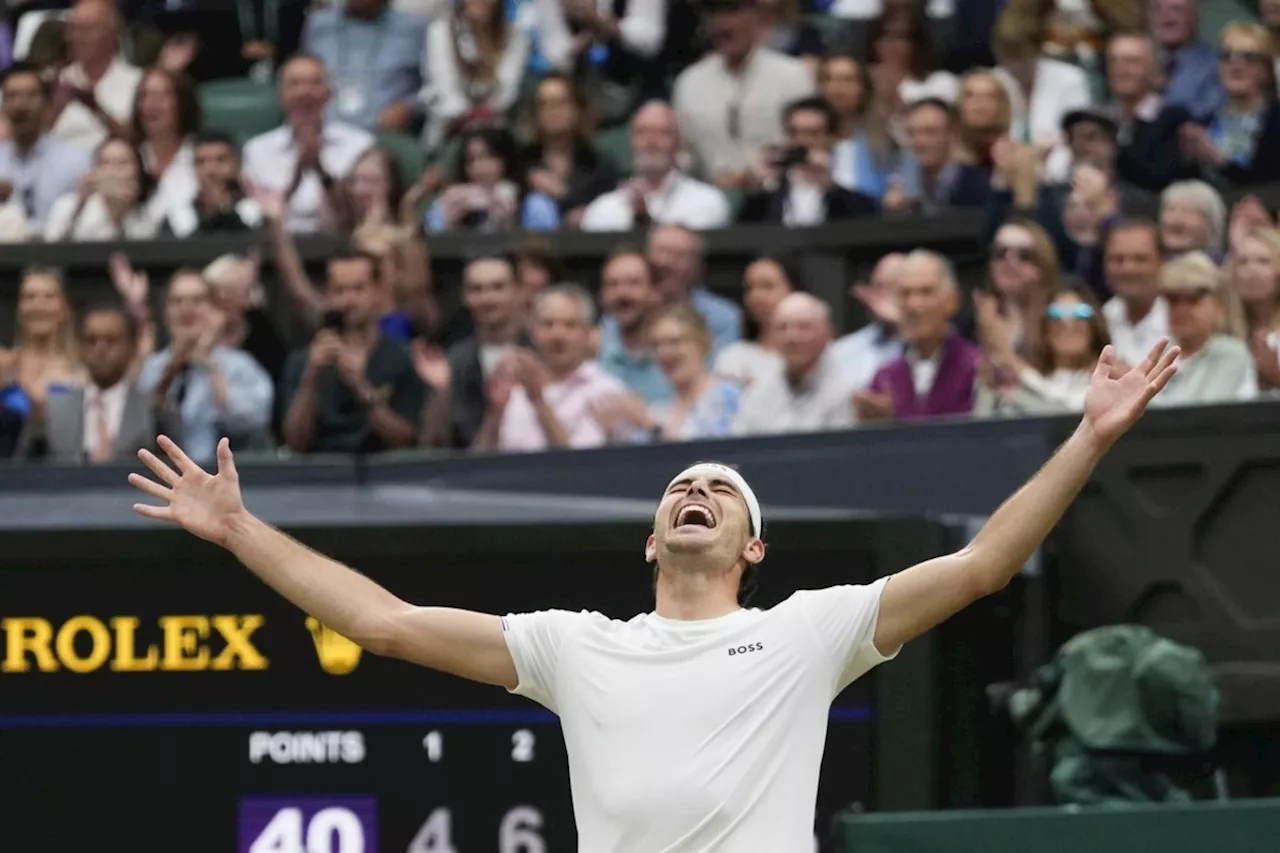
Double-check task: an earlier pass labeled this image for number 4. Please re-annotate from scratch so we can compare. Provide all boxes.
[408,808,457,853]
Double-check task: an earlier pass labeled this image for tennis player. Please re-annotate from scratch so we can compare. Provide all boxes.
[129,339,1178,852]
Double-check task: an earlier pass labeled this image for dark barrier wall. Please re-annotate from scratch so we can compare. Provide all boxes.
[0,516,949,853]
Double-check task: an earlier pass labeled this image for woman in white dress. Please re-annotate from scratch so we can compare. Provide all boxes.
[132,67,200,226]
[44,136,160,242]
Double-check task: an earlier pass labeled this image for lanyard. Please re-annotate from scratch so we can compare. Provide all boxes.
[236,0,281,46]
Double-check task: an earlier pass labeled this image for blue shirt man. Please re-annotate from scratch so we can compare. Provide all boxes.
[302,0,426,132]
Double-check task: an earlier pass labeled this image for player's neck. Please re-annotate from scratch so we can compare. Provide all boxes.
[653,570,741,621]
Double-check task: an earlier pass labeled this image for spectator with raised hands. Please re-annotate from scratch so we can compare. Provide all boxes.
[105,251,157,369]
[1223,216,1280,391]
[976,218,1060,355]
[44,135,159,241]
[242,55,374,233]
[427,125,558,232]
[0,268,83,439]
[420,0,530,152]
[713,255,796,388]
[974,282,1109,416]
[1149,250,1256,406]
[884,98,991,214]
[137,270,273,464]
[474,284,624,453]
[47,0,142,152]
[279,250,425,455]
[202,252,289,384]
[738,96,878,225]
[819,52,898,201]
[1180,22,1280,188]
[831,252,905,392]
[0,62,92,235]
[336,146,407,232]
[132,66,200,224]
[859,250,980,422]
[518,73,618,227]
[579,101,730,232]
[593,305,741,443]
[163,130,264,238]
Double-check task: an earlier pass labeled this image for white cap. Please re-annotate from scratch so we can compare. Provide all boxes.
[666,463,762,537]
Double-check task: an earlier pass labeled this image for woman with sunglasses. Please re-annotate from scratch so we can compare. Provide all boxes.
[1149,251,1258,406]
[1179,23,1280,187]
[975,282,1110,416]
[972,219,1059,356]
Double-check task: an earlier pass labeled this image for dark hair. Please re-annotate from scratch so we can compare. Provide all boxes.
[906,96,954,124]
[165,268,212,302]
[131,67,202,143]
[603,244,657,283]
[742,254,802,341]
[524,71,595,146]
[1106,218,1162,253]
[863,0,939,80]
[454,125,522,186]
[95,135,156,205]
[328,248,383,281]
[81,301,140,343]
[784,96,839,135]
[193,128,239,153]
[2,61,49,98]
[514,236,566,280]
[1030,281,1110,374]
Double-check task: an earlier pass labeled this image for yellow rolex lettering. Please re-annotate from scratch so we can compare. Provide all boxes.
[110,616,160,672]
[1,617,58,673]
[211,614,268,671]
[159,615,210,670]
[54,616,112,674]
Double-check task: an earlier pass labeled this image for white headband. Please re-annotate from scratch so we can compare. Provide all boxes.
[667,463,762,537]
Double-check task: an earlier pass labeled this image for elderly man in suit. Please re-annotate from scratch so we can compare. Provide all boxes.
[31,303,157,463]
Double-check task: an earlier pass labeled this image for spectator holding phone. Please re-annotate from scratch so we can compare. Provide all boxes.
[737,97,877,226]
[280,249,426,455]
[44,135,160,241]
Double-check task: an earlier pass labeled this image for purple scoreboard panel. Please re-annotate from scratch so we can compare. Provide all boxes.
[0,547,877,852]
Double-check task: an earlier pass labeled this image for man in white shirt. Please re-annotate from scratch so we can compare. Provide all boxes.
[580,101,730,232]
[672,0,815,187]
[132,339,1182,853]
[1101,221,1170,367]
[242,55,374,233]
[735,292,855,435]
[47,0,142,152]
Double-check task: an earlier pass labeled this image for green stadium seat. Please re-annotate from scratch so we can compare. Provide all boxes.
[199,79,284,145]
[374,131,426,185]
[807,14,852,51]
[596,124,632,176]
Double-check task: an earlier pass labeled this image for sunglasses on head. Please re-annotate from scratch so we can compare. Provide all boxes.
[1219,48,1267,64]
[991,244,1035,263]
[1163,288,1213,304]
[1046,303,1095,321]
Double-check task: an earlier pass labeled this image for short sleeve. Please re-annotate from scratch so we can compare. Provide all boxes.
[793,577,898,694]
[501,609,590,712]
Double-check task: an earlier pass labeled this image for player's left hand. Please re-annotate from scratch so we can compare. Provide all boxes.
[1081,338,1179,448]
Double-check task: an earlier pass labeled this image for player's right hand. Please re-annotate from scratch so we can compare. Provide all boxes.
[129,436,248,548]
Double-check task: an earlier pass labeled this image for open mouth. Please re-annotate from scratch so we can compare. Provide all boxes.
[673,503,716,530]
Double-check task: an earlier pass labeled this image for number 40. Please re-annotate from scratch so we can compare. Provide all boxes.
[249,807,365,853]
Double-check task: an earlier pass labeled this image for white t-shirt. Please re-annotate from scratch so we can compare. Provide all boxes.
[502,578,896,853]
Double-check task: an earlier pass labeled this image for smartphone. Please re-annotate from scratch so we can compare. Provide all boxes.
[320,309,345,333]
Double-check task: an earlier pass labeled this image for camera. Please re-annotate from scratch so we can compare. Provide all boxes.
[320,309,345,333]
[774,146,810,170]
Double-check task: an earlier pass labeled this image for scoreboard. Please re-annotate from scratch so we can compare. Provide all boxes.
[0,529,888,852]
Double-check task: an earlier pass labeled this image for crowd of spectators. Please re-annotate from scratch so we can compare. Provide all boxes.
[2,0,1280,464]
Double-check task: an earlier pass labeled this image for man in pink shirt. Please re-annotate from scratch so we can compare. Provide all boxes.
[475,283,625,453]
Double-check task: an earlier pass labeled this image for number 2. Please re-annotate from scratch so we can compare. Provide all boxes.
[511,729,535,763]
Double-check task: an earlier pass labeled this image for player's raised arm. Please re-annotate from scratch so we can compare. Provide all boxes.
[872,339,1180,654]
[128,436,517,689]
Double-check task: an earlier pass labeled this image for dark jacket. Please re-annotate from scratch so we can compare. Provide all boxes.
[443,333,531,449]
[737,178,877,224]
[1117,103,1194,192]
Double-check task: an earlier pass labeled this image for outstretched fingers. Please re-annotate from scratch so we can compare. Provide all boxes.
[158,434,201,476]
[1141,362,1180,406]
[133,502,175,522]
[1136,337,1171,376]
[1092,345,1117,382]
[215,437,238,480]
[1147,342,1181,381]
[128,472,172,502]
[138,447,179,486]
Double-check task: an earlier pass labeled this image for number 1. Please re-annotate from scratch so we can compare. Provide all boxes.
[423,731,443,762]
